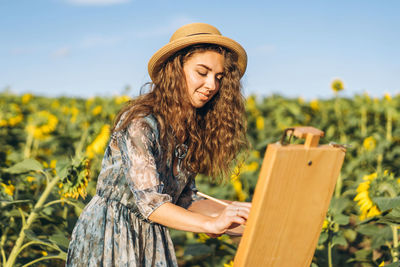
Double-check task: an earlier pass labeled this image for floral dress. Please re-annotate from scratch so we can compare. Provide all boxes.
[66,114,197,267]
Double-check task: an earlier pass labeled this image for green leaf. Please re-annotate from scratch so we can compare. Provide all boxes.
[334,214,350,225]
[318,232,328,245]
[371,226,393,249]
[357,224,382,236]
[352,248,371,261]
[24,230,53,245]
[5,159,42,173]
[332,235,347,247]
[56,160,69,179]
[24,230,63,252]
[383,262,400,267]
[0,199,32,207]
[343,229,357,242]
[330,197,349,214]
[373,197,400,212]
[49,233,70,251]
[376,216,400,225]
[184,243,213,257]
[389,206,400,217]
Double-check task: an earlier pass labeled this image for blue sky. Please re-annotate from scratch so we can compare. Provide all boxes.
[1,0,399,99]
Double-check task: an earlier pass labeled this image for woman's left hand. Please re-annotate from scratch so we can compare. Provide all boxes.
[189,199,251,236]
[205,201,252,235]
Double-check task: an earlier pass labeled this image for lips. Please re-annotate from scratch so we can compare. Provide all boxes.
[196,91,210,101]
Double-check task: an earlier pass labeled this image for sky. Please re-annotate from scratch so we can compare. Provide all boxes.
[1,0,399,100]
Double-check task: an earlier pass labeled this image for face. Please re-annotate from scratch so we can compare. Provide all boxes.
[183,51,225,108]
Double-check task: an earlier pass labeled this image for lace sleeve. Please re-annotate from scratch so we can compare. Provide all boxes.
[117,117,172,219]
[176,177,202,209]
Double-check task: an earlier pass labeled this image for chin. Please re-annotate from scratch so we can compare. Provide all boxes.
[189,99,206,108]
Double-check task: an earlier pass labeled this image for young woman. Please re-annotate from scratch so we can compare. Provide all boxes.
[66,22,251,267]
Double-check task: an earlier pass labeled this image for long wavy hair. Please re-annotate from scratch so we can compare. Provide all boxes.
[112,44,248,180]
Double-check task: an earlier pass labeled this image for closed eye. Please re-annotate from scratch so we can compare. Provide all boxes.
[197,71,207,76]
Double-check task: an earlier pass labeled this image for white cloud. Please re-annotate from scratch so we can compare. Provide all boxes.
[79,35,122,48]
[52,46,70,58]
[65,0,130,6]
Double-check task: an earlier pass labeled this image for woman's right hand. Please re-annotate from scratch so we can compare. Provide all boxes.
[205,201,252,235]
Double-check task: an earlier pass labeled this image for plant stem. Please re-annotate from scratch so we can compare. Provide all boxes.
[32,139,39,158]
[16,240,59,257]
[334,96,347,143]
[22,253,67,267]
[0,227,10,265]
[4,175,61,267]
[43,199,82,213]
[335,173,342,198]
[377,154,383,174]
[74,124,89,160]
[361,106,367,136]
[391,225,399,262]
[386,109,392,142]
[24,132,34,158]
[328,239,333,267]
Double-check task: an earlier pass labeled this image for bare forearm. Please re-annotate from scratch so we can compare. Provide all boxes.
[148,202,214,233]
[148,200,251,235]
[188,199,231,217]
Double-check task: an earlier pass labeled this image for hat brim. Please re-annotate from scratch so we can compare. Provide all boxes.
[148,34,247,82]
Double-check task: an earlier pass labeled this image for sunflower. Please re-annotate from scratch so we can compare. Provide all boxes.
[354,173,380,220]
[230,163,251,201]
[310,99,320,111]
[86,125,110,159]
[1,182,15,196]
[354,171,400,220]
[363,136,376,151]
[246,95,261,117]
[384,93,392,102]
[197,233,210,243]
[26,110,58,140]
[91,105,102,116]
[256,115,264,130]
[0,103,23,127]
[21,93,33,104]
[59,158,90,200]
[331,79,345,93]
[115,95,131,105]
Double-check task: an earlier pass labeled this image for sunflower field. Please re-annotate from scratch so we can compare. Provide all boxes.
[1,81,400,267]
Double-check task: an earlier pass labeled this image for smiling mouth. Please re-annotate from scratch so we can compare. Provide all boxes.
[197,91,210,101]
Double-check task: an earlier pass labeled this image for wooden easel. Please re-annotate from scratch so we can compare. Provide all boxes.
[234,127,346,267]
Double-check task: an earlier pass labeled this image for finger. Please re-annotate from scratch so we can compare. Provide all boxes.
[236,208,250,219]
[230,205,251,218]
[231,201,252,208]
[231,216,246,225]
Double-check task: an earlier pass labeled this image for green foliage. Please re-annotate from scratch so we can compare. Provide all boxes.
[1,91,400,266]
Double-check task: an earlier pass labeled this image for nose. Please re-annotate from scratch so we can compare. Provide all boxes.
[204,75,218,92]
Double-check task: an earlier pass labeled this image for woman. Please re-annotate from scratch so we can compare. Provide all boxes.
[66,22,251,267]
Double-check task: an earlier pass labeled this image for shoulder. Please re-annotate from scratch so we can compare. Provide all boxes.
[142,114,159,135]
[123,114,159,142]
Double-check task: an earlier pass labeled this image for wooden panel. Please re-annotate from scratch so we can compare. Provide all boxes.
[234,144,345,267]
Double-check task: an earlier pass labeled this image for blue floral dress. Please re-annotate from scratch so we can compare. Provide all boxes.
[66,114,197,267]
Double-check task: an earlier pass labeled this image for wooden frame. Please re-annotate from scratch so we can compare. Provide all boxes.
[234,127,346,267]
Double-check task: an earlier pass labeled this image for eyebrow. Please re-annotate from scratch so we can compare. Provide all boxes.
[197,64,224,75]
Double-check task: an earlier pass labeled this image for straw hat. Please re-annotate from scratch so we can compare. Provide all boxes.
[148,23,247,82]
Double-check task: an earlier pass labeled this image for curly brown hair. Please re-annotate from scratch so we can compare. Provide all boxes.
[112,44,248,180]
